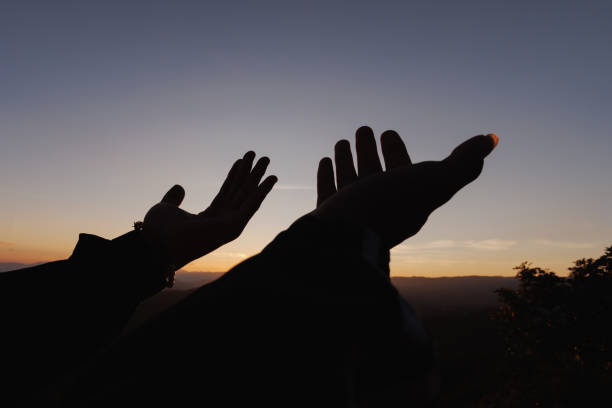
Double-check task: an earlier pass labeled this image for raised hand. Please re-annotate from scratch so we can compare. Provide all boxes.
[142,151,277,269]
[314,126,498,249]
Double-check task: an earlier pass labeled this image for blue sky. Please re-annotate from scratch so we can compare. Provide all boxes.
[1,0,610,275]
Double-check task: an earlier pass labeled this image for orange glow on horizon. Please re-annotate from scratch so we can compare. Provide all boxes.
[3,239,605,279]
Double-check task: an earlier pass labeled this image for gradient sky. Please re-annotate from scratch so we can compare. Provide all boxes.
[1,0,610,276]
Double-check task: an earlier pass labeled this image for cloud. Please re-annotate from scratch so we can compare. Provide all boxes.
[393,255,460,265]
[533,239,594,249]
[393,238,516,254]
[463,239,517,251]
[0,241,15,248]
[393,240,456,252]
[208,182,313,191]
[215,252,248,259]
[273,184,314,191]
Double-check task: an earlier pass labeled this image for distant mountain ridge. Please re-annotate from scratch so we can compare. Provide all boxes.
[0,262,45,272]
[172,271,222,289]
[392,275,518,317]
[123,272,518,332]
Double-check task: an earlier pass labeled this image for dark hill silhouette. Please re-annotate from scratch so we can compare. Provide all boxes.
[125,273,517,331]
[2,264,517,405]
[0,262,44,272]
[393,275,518,317]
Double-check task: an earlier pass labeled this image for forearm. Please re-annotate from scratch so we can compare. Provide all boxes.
[64,215,436,406]
[221,214,436,403]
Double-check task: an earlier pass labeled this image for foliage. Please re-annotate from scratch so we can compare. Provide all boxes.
[489,246,612,407]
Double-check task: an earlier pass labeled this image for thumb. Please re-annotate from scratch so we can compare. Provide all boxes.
[447,133,498,163]
[161,184,185,207]
[443,133,498,187]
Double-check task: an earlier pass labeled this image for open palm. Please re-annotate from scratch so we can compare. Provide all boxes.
[314,126,498,250]
[143,151,277,269]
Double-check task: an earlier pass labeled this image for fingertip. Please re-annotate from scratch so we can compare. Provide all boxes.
[449,134,498,161]
[480,133,498,157]
[261,174,278,187]
[319,157,332,166]
[381,129,411,168]
[335,139,350,151]
[355,125,383,175]
[243,150,256,161]
[240,174,278,220]
[488,133,499,148]
[355,126,375,145]
[264,175,278,191]
[380,129,400,142]
[356,125,374,136]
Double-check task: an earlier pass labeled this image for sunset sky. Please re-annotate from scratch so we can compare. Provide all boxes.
[1,0,610,276]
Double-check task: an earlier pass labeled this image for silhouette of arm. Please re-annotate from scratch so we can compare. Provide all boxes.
[0,151,276,403]
[62,130,497,407]
[312,126,499,404]
[60,214,434,407]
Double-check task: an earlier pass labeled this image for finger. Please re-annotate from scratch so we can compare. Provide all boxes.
[443,133,499,189]
[239,175,278,222]
[209,158,243,209]
[447,133,498,162]
[317,157,336,207]
[380,130,411,170]
[334,139,357,189]
[161,184,185,207]
[247,156,271,191]
[355,125,383,176]
[227,151,256,198]
[231,156,270,207]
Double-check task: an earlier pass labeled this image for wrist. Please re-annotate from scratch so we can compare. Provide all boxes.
[306,212,389,273]
[133,221,177,288]
[270,214,391,279]
[108,227,177,299]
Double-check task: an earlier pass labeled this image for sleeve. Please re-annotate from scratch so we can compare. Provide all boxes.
[0,228,173,403]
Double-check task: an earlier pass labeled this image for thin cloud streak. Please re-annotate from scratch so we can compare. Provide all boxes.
[394,239,516,253]
[532,239,594,249]
[273,184,314,191]
[214,252,248,259]
[393,255,460,265]
[464,239,517,251]
[393,240,455,252]
[207,183,313,191]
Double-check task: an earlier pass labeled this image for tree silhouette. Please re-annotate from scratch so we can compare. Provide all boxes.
[490,246,612,407]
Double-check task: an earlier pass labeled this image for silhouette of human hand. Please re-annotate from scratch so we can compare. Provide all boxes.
[142,151,277,269]
[314,126,498,250]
